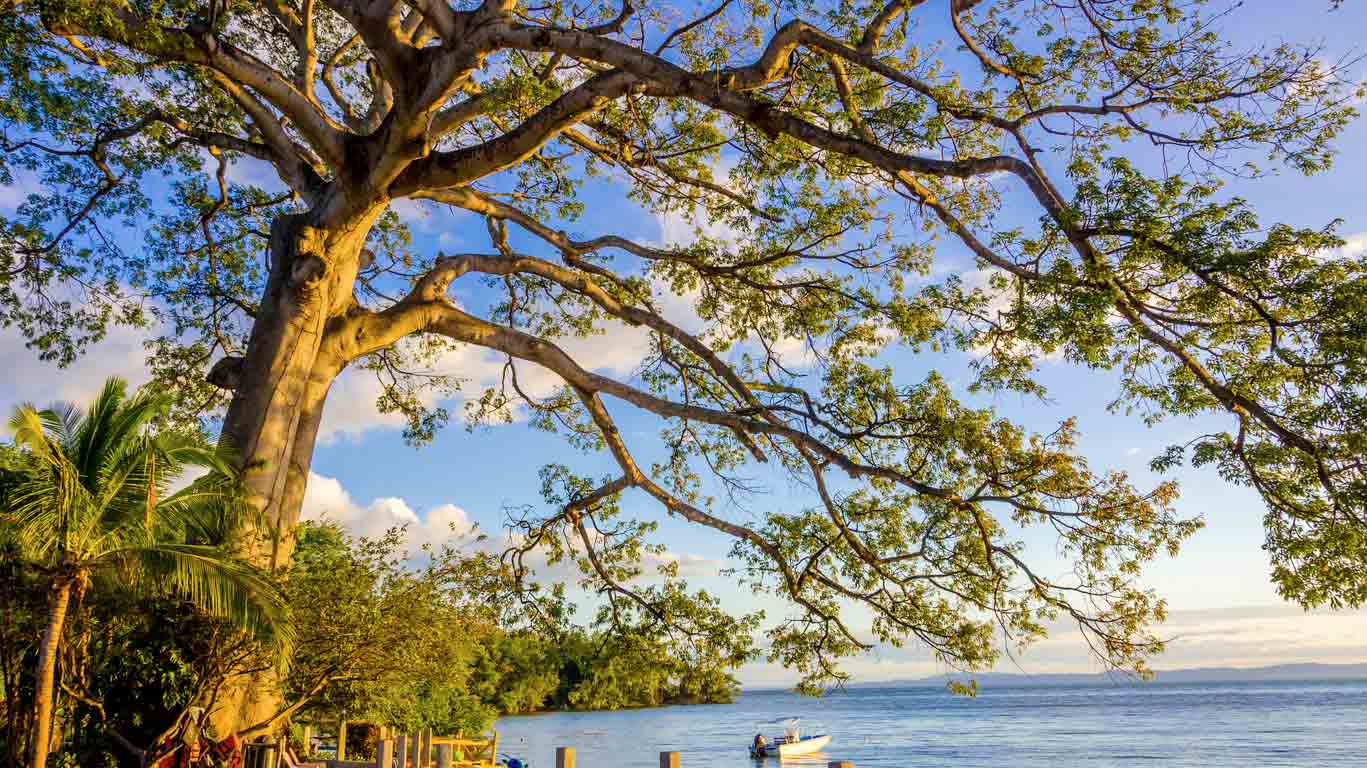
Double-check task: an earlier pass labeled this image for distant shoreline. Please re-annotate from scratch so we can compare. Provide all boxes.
[741,662,1367,692]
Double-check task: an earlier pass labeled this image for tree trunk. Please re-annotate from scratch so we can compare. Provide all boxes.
[220,202,380,568]
[210,198,381,738]
[29,576,72,768]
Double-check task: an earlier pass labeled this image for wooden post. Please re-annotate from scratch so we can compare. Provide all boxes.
[434,744,453,768]
[419,729,432,768]
[338,720,348,762]
[396,734,408,768]
[556,746,576,768]
[376,739,394,768]
[659,751,681,768]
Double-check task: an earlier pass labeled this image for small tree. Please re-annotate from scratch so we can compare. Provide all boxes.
[269,522,500,737]
[4,378,292,768]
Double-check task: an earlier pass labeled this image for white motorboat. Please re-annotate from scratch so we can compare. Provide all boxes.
[750,719,831,759]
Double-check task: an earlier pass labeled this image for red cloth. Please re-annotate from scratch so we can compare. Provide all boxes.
[148,733,188,768]
[148,731,245,768]
[208,733,243,768]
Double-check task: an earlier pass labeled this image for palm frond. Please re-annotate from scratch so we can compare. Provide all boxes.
[73,377,127,482]
[79,381,167,491]
[95,434,166,531]
[158,472,259,547]
[154,441,260,546]
[6,378,292,662]
[7,414,98,560]
[101,542,295,661]
[167,440,240,478]
[45,401,85,447]
[8,406,57,461]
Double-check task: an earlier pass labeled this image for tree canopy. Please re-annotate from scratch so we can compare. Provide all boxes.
[1,0,1365,697]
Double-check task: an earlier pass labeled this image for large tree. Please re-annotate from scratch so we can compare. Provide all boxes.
[1,0,1365,723]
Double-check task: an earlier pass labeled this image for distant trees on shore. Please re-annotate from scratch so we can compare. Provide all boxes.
[472,626,742,716]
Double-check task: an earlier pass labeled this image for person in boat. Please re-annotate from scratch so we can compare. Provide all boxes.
[751,733,767,758]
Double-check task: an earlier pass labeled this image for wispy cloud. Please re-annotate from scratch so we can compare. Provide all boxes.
[746,603,1367,686]
[1326,231,1367,261]
[318,310,654,443]
[0,319,158,416]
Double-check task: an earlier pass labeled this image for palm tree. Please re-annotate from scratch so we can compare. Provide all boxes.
[4,378,293,768]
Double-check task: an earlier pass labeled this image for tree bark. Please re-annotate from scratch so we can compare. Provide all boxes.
[30,575,73,768]
[219,200,380,568]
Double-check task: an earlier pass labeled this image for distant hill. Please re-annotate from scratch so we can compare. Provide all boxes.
[851,662,1367,689]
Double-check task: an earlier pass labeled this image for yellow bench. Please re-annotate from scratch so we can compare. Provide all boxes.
[429,732,499,767]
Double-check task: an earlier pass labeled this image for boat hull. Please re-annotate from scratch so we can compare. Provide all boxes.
[764,734,830,757]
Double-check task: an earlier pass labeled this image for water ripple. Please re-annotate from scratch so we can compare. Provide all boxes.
[494,679,1367,768]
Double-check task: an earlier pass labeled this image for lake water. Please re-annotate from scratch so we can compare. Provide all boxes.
[493,679,1367,767]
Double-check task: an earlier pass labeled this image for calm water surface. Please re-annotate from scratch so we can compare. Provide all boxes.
[493,679,1367,767]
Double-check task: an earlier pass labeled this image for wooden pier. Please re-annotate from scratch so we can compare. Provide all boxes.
[307,724,499,768]
[315,741,857,768]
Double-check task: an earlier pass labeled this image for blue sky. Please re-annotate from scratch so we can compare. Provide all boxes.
[2,0,1366,686]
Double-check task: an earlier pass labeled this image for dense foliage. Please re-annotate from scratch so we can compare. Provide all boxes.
[0,380,292,768]
[274,520,498,736]
[1,487,750,767]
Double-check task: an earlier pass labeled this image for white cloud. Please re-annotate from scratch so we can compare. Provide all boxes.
[300,471,721,580]
[198,149,287,193]
[1326,231,1367,261]
[389,197,434,228]
[301,470,477,552]
[646,550,721,578]
[656,206,744,251]
[739,602,1367,686]
[955,266,1067,363]
[0,285,657,450]
[1031,604,1367,673]
[650,178,825,370]
[318,314,655,444]
[652,155,747,251]
[958,266,1013,315]
[318,340,491,443]
[0,318,211,491]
